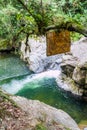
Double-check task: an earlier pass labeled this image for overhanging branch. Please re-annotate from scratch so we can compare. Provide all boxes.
[46,22,87,37]
[17,0,34,17]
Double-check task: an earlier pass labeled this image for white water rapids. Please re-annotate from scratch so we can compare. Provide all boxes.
[1,70,62,94]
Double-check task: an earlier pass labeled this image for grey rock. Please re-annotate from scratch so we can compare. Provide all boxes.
[20,37,62,73]
[72,66,86,86]
[71,37,87,63]
[59,37,87,97]
[12,96,80,130]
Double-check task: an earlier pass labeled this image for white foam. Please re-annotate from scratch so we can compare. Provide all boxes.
[2,70,61,94]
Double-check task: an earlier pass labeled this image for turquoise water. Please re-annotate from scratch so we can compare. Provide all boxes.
[15,77,87,124]
[1,73,87,124]
[0,54,87,125]
[0,53,32,81]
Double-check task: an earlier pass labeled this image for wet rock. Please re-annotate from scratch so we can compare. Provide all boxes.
[72,65,86,86]
[61,63,75,78]
[61,54,78,77]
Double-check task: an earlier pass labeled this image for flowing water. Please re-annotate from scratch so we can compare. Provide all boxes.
[0,54,87,126]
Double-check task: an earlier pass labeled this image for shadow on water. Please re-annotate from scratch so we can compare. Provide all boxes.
[16,77,87,124]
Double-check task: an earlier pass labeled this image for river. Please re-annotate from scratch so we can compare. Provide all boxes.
[0,53,87,127]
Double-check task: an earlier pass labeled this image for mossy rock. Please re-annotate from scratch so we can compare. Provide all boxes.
[0,39,12,51]
[35,124,47,130]
[0,88,18,107]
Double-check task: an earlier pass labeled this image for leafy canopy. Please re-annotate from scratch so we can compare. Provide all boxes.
[0,0,86,43]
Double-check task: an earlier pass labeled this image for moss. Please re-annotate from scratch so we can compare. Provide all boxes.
[0,88,23,119]
[70,32,83,41]
[0,39,11,50]
[35,124,47,130]
[0,89,18,107]
[0,109,6,118]
[65,128,71,130]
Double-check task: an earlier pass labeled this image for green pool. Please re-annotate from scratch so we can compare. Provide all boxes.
[0,54,87,126]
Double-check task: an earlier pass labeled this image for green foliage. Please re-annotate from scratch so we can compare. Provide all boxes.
[52,0,87,41]
[35,124,47,130]
[23,0,55,34]
[54,0,87,25]
[0,88,18,107]
[0,4,18,41]
[65,128,71,130]
[0,0,86,43]
[70,32,83,41]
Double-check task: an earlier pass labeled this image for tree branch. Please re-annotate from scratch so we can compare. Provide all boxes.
[46,22,87,37]
[17,0,33,17]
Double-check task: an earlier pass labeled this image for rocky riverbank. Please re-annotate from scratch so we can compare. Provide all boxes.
[0,89,80,130]
[20,36,87,99]
[58,37,87,100]
[0,36,87,129]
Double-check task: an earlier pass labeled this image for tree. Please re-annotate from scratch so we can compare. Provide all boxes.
[0,0,87,47]
[17,0,54,34]
[46,21,87,37]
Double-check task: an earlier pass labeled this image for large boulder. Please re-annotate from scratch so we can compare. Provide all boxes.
[0,89,80,130]
[12,96,80,130]
[59,37,87,98]
[72,63,87,86]
[20,36,62,73]
[71,37,87,63]
[61,54,78,78]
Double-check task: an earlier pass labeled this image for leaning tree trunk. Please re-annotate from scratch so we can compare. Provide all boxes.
[25,33,31,52]
[46,22,87,37]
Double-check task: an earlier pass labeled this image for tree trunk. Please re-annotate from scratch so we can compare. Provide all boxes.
[46,22,87,37]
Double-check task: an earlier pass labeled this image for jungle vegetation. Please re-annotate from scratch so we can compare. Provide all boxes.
[0,0,87,45]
